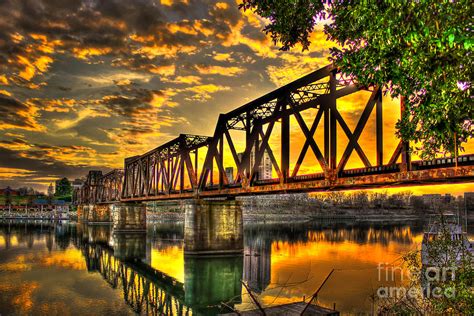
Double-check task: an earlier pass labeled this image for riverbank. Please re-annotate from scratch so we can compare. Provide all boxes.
[144,196,450,223]
[2,194,470,223]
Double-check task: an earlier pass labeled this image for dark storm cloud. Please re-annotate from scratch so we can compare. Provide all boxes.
[0,94,41,130]
[100,85,160,117]
[0,0,338,193]
[0,146,109,185]
[0,138,29,147]
[0,0,248,84]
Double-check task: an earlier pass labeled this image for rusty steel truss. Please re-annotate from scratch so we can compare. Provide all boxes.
[122,134,212,199]
[74,169,123,205]
[76,64,474,204]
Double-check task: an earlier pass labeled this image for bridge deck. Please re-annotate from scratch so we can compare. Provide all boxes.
[121,162,474,202]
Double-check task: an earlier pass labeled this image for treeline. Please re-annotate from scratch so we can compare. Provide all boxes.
[311,191,464,211]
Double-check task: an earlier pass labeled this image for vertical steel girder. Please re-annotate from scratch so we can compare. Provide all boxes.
[77,170,103,204]
[97,169,123,203]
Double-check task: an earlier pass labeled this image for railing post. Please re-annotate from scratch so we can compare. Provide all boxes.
[245,110,252,178]
[376,88,383,166]
[219,133,224,189]
[329,71,338,178]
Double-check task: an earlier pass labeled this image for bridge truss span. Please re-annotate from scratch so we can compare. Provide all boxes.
[75,64,474,204]
[122,134,212,200]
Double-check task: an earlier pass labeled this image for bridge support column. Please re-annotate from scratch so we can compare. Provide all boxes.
[184,199,243,255]
[77,205,94,222]
[87,204,112,223]
[112,203,146,232]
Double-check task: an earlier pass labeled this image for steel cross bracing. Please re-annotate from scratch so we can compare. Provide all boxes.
[75,64,474,204]
[74,170,103,205]
[97,169,123,203]
[74,169,123,205]
[121,134,212,200]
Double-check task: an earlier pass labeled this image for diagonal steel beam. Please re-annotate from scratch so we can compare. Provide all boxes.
[291,107,324,177]
[337,88,379,172]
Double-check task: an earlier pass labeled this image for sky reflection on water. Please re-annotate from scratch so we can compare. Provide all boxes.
[0,219,443,315]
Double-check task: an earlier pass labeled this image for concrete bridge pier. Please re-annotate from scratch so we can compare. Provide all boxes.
[184,199,243,256]
[87,204,112,223]
[77,204,112,223]
[112,203,147,232]
[77,205,93,222]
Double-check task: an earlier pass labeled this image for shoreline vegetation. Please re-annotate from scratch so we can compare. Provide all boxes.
[1,191,472,222]
[145,192,472,223]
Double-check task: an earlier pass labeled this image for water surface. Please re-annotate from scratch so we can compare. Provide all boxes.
[0,219,463,315]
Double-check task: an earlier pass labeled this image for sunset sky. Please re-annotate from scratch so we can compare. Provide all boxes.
[0,0,472,195]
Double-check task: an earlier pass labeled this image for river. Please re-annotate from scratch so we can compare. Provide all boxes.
[0,219,470,315]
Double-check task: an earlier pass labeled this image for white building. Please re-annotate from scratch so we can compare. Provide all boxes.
[225,167,234,184]
[238,141,273,180]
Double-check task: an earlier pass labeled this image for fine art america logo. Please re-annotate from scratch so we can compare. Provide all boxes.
[376,263,456,299]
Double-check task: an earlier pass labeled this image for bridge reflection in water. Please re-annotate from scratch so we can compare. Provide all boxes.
[0,220,438,315]
[75,224,243,315]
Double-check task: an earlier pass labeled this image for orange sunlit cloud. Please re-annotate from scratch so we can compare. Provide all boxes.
[0,0,471,195]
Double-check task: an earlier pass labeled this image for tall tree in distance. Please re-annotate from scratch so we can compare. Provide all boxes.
[240,0,473,158]
[55,178,72,197]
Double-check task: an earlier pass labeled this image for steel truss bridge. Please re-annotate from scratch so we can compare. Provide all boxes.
[74,64,474,205]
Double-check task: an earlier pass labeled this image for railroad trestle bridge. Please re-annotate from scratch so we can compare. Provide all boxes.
[74,64,474,255]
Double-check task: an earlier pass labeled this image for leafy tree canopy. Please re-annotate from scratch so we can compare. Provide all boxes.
[240,0,473,158]
[55,177,72,197]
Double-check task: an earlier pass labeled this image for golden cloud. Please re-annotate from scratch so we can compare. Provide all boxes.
[28,98,76,113]
[195,64,245,76]
[163,75,202,85]
[72,47,113,60]
[0,75,9,85]
[213,52,232,61]
[0,89,11,96]
[193,20,215,37]
[185,84,230,101]
[0,94,44,132]
[0,167,35,179]
[167,22,198,35]
[161,0,188,6]
[53,107,110,130]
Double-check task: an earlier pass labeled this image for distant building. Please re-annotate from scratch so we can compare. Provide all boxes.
[225,167,234,184]
[465,192,474,211]
[238,141,272,180]
[421,194,442,206]
[0,187,19,196]
[47,183,54,197]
